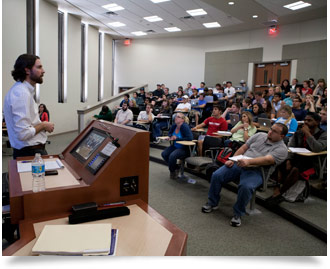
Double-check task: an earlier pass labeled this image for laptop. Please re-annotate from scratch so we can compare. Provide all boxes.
[229,114,240,126]
[204,96,214,103]
[190,99,199,106]
[215,93,224,98]
[258,118,272,129]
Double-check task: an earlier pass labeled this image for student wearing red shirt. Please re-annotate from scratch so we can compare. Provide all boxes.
[191,105,228,156]
[301,80,313,96]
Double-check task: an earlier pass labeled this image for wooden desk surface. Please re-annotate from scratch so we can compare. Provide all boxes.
[176,141,196,146]
[3,199,187,256]
[293,150,327,157]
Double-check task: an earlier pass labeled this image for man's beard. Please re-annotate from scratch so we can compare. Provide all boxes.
[122,107,127,111]
[30,73,43,84]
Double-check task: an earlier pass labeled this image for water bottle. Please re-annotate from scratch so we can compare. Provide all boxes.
[32,153,46,192]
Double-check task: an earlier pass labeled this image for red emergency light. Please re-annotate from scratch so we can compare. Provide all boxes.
[268,25,278,35]
[124,39,131,46]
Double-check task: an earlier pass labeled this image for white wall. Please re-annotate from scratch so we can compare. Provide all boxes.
[114,17,326,94]
[2,0,114,135]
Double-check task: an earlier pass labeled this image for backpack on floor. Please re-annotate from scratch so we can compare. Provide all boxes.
[216,147,234,165]
[282,179,310,202]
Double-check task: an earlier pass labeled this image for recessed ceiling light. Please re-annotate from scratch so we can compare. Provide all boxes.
[252,15,258,18]
[102,3,125,12]
[150,0,171,3]
[131,31,147,36]
[203,22,221,28]
[283,1,311,10]
[164,27,181,32]
[186,8,207,16]
[108,22,126,27]
[228,2,235,5]
[144,16,163,22]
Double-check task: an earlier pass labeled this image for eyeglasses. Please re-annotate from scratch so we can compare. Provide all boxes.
[319,112,327,116]
[176,116,185,119]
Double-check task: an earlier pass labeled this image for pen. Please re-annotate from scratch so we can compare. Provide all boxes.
[21,161,32,163]
[100,201,126,207]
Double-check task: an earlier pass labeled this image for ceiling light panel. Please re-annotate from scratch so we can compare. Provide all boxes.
[108,22,126,27]
[203,22,221,28]
[144,15,163,22]
[150,0,171,3]
[283,1,311,10]
[131,31,147,36]
[228,2,235,5]
[186,9,207,16]
[164,27,181,32]
[102,3,125,12]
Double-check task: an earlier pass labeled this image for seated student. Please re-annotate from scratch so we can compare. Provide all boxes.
[283,90,296,107]
[301,80,313,96]
[319,107,327,131]
[224,81,236,101]
[153,84,164,100]
[266,87,275,102]
[152,99,173,143]
[216,87,227,108]
[189,88,199,100]
[175,89,184,103]
[184,82,193,97]
[119,93,130,107]
[191,94,207,126]
[292,96,307,121]
[272,92,282,117]
[128,99,140,116]
[315,88,327,110]
[267,112,327,204]
[164,87,171,98]
[161,113,193,179]
[262,100,275,119]
[274,105,298,139]
[174,95,191,113]
[251,103,268,128]
[191,105,228,156]
[246,91,255,103]
[138,87,146,101]
[281,79,291,97]
[295,86,305,102]
[38,103,49,122]
[201,123,288,227]
[114,101,133,126]
[241,98,253,114]
[198,82,206,94]
[252,92,265,105]
[221,103,241,130]
[304,94,316,113]
[313,78,326,96]
[135,103,155,130]
[207,89,218,103]
[224,111,257,149]
[275,86,286,100]
[93,105,113,122]
[131,92,138,103]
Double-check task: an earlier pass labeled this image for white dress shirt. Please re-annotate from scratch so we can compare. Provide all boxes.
[4,81,47,149]
[176,103,191,111]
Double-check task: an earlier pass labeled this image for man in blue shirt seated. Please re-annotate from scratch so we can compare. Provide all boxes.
[201,123,288,227]
[319,107,327,131]
[292,96,307,121]
[161,113,193,179]
[191,94,207,126]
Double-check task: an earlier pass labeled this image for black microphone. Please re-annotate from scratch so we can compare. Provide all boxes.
[69,206,130,224]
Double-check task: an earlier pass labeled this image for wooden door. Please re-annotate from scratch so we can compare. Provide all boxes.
[254,62,291,92]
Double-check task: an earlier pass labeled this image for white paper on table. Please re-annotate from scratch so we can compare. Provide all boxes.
[229,155,253,162]
[288,147,311,153]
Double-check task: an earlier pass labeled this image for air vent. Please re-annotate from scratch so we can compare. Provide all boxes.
[180,15,194,20]
[146,30,156,33]
[261,19,278,26]
[105,11,118,16]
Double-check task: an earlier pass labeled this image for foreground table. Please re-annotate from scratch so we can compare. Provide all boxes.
[3,199,187,256]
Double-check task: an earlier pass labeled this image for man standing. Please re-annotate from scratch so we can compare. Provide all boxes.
[114,101,133,125]
[4,54,54,159]
[201,123,288,227]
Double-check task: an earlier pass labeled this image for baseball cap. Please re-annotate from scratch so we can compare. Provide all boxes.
[183,95,189,99]
[240,80,245,84]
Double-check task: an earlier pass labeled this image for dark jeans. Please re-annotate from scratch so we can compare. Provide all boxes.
[161,145,190,172]
[152,120,168,139]
[13,148,48,160]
